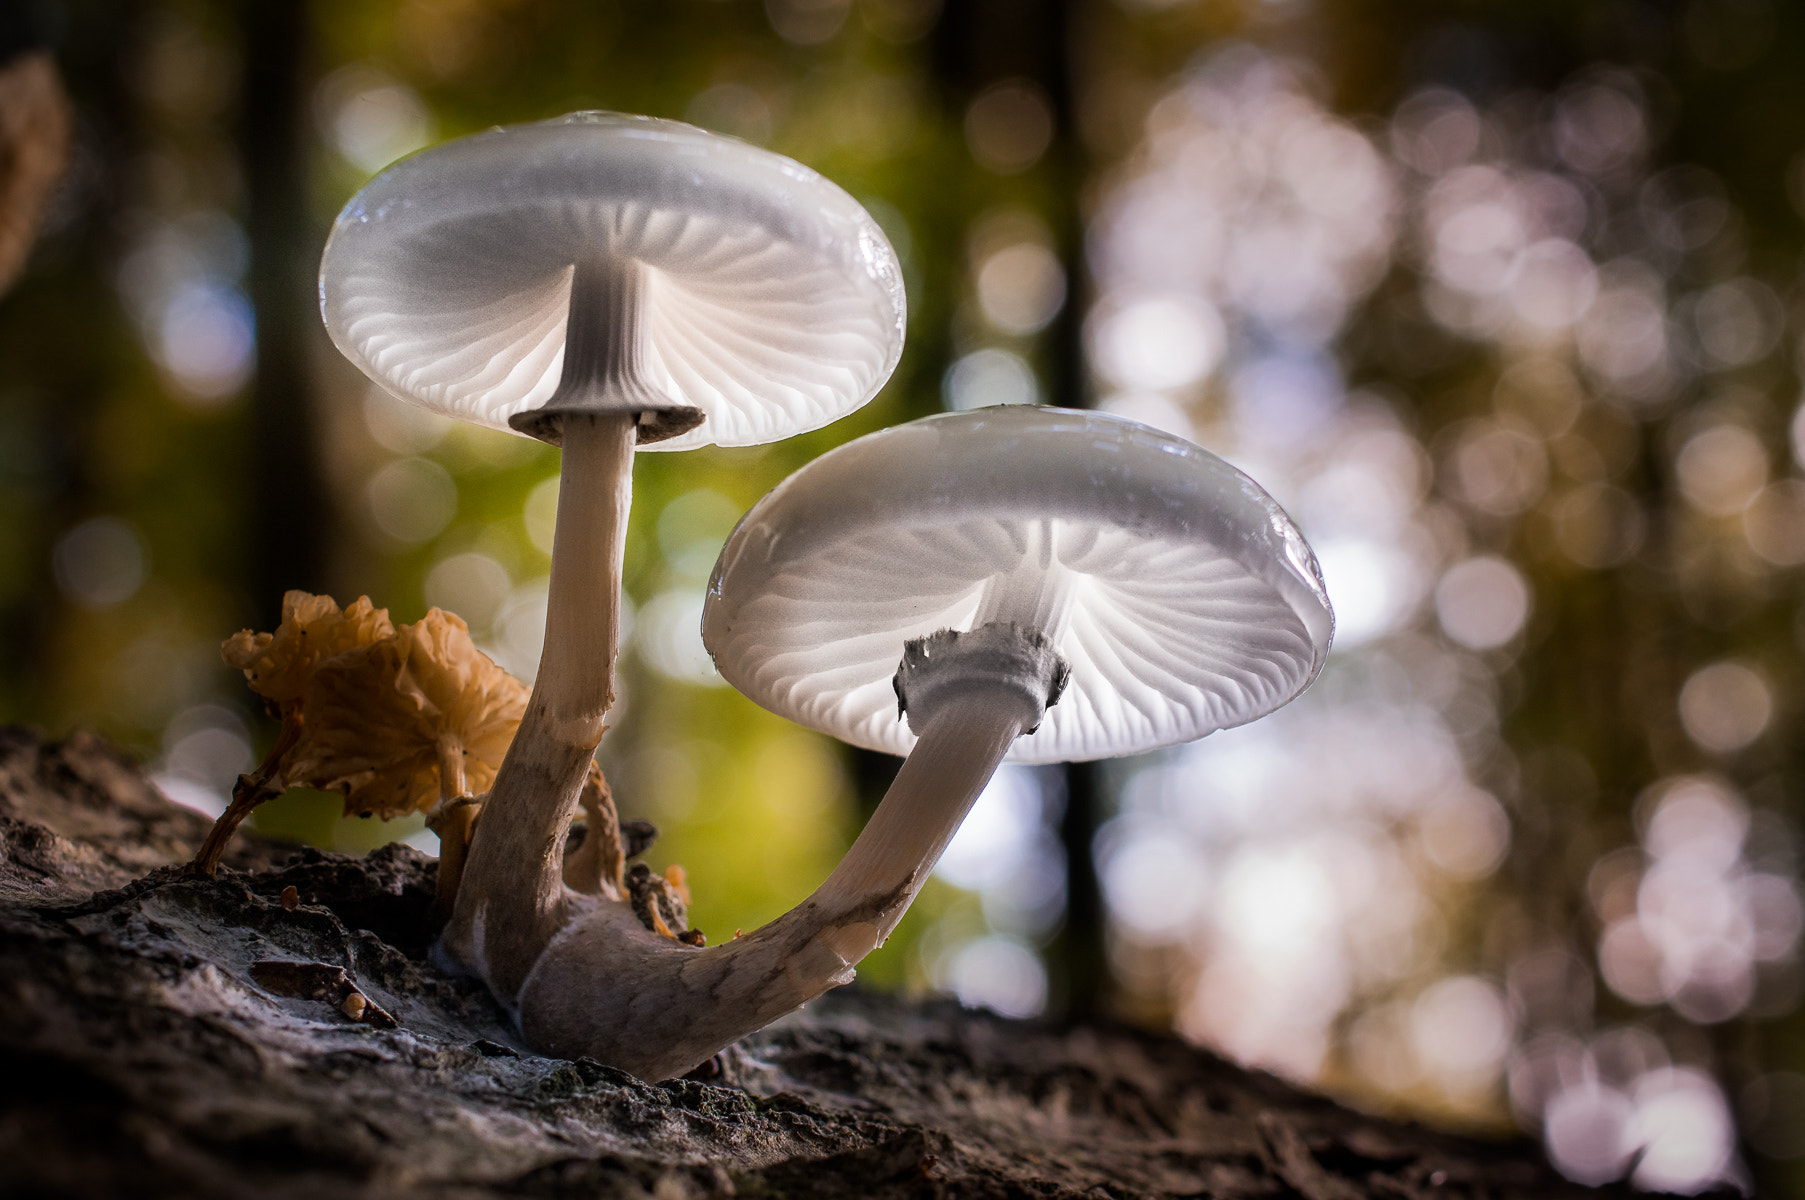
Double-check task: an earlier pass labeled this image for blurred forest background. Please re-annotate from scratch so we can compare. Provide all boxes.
[3,0,1805,1192]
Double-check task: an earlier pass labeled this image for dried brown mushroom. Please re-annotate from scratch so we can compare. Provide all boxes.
[221,591,397,709]
[286,608,526,820]
[191,591,395,875]
[199,595,631,921]
[282,608,532,918]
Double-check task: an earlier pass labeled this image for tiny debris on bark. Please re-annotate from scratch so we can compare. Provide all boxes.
[472,1038,520,1059]
[251,958,351,1000]
[250,959,399,1028]
[0,727,1703,1199]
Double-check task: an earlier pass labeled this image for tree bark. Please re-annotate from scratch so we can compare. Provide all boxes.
[0,726,1684,1199]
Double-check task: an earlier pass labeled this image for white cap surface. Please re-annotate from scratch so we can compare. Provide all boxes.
[320,113,905,451]
[704,406,1334,763]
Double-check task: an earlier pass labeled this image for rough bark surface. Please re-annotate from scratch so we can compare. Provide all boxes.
[0,726,1675,1199]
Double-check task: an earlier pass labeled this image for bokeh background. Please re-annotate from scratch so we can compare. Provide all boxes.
[4,0,1805,1192]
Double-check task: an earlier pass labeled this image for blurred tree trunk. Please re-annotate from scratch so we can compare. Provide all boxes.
[0,725,1672,1200]
[933,0,1109,1022]
[239,0,327,623]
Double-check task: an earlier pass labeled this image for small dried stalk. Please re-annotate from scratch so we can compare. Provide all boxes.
[561,762,627,900]
[189,709,301,876]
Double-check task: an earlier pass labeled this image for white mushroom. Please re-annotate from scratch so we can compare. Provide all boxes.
[513,405,1333,1080]
[318,113,905,999]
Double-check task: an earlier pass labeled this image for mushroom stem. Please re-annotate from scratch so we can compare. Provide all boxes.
[509,256,702,445]
[429,798,479,926]
[427,741,474,923]
[438,740,468,801]
[799,684,1035,952]
[441,410,635,1001]
[513,623,1066,1081]
[561,255,652,405]
[974,522,1076,641]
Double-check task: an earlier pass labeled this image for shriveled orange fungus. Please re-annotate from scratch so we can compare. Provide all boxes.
[286,608,528,819]
[221,590,395,709]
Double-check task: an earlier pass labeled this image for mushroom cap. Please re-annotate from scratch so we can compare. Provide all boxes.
[703,406,1334,763]
[319,113,906,451]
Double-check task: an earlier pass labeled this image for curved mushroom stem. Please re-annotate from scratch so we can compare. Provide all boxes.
[514,622,1066,1081]
[792,683,1034,955]
[440,410,635,1000]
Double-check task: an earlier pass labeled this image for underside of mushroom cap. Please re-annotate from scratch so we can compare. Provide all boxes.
[703,406,1334,763]
[320,113,905,450]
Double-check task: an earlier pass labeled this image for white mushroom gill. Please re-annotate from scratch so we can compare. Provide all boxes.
[704,411,1332,763]
[972,520,1081,639]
